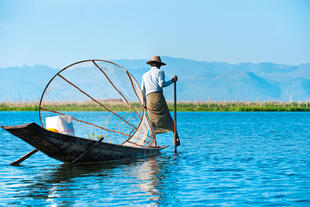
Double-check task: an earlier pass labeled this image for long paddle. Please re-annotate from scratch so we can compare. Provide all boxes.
[174,76,179,154]
[71,137,104,164]
[10,148,39,165]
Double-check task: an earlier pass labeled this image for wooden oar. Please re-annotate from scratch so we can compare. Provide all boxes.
[10,148,39,165]
[71,137,104,164]
[174,77,178,154]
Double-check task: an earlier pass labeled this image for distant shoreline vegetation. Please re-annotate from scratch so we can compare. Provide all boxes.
[1,102,310,112]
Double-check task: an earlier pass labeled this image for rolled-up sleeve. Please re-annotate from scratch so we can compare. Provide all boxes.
[158,70,173,88]
[141,79,146,104]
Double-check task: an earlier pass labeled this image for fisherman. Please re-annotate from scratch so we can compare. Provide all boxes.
[141,56,180,146]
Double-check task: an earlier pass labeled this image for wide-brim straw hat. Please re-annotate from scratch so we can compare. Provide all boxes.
[146,56,166,66]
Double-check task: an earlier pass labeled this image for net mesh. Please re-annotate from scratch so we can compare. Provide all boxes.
[39,60,156,147]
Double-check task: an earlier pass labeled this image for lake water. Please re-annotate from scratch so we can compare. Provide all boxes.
[0,111,309,206]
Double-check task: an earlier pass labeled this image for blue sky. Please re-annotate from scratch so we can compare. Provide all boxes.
[0,0,309,67]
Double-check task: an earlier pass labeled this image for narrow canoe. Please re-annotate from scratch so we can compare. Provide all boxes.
[1,123,167,163]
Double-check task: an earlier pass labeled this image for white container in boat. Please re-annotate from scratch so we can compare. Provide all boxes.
[46,115,75,136]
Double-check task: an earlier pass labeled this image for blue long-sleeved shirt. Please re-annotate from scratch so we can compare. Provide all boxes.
[141,66,173,104]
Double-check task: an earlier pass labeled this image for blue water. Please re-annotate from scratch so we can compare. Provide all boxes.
[0,112,310,206]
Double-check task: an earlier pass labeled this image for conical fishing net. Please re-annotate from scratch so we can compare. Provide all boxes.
[39,60,156,147]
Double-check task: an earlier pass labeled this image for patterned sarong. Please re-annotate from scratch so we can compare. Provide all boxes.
[146,92,174,134]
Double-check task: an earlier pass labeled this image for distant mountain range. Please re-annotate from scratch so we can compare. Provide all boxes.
[1,57,310,102]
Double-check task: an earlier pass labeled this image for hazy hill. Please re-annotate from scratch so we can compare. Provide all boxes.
[117,57,310,101]
[0,65,56,101]
[0,57,309,102]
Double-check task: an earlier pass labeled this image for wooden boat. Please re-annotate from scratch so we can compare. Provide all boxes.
[1,122,167,163]
[2,60,178,165]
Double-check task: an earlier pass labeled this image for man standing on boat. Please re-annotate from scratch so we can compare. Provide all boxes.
[141,56,180,146]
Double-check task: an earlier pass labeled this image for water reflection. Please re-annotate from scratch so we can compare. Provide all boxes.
[135,157,161,202]
[19,156,163,206]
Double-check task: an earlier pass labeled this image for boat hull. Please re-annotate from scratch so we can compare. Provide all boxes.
[1,123,166,163]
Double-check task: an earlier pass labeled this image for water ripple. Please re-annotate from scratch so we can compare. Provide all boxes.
[0,112,310,206]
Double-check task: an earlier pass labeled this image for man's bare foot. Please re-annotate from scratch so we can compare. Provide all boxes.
[176,137,180,146]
